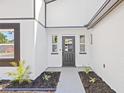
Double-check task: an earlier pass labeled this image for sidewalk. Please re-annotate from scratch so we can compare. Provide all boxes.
[55,67,85,93]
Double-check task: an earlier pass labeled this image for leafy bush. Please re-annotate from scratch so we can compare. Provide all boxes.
[89,77,96,83]
[42,73,51,81]
[7,61,32,84]
[83,66,92,74]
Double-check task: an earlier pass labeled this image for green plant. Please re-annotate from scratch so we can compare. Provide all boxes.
[83,67,92,74]
[89,77,96,83]
[42,73,51,81]
[7,61,32,84]
[55,36,58,43]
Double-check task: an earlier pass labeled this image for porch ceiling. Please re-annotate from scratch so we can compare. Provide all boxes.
[44,0,123,28]
[46,0,106,27]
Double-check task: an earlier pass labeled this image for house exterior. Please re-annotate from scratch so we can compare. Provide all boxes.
[0,0,124,93]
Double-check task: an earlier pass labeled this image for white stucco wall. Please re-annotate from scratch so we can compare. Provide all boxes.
[0,0,34,18]
[90,2,124,93]
[47,28,91,67]
[0,20,36,79]
[0,20,48,80]
[46,0,106,27]
[0,0,48,80]
[34,21,48,78]
[36,0,45,25]
[34,0,48,78]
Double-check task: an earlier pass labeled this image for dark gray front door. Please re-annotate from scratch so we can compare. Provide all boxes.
[62,36,75,66]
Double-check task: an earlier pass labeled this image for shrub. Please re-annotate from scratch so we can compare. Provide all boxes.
[83,66,92,74]
[42,73,51,81]
[7,61,32,84]
[89,77,96,83]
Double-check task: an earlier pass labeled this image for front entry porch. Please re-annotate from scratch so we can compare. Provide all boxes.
[45,67,116,93]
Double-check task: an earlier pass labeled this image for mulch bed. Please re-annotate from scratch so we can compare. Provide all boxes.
[79,71,116,93]
[0,72,60,92]
[32,72,60,88]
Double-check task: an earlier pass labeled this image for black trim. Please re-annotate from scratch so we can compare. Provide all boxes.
[79,52,87,54]
[46,0,56,4]
[51,53,59,55]
[0,18,45,28]
[46,26,85,28]
[34,0,36,19]
[0,23,20,67]
[0,18,34,20]
[90,34,93,45]
[0,0,121,29]
[88,0,123,28]
[35,19,46,28]
[88,0,110,26]
[87,0,123,29]
[45,3,47,27]
[0,0,35,20]
[45,1,85,28]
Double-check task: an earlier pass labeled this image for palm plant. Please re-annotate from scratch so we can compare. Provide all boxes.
[7,61,32,84]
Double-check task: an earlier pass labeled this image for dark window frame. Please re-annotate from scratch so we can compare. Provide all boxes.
[0,23,20,67]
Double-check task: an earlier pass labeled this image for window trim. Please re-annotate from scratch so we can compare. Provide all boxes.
[79,35,86,54]
[51,35,58,54]
[0,23,20,67]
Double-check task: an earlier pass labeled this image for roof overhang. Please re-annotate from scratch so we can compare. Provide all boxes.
[87,0,123,29]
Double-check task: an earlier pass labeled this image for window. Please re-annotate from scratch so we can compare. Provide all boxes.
[64,38,73,52]
[0,23,20,67]
[80,35,86,53]
[0,29,14,59]
[52,35,58,53]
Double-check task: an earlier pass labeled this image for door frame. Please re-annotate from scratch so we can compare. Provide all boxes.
[62,36,75,67]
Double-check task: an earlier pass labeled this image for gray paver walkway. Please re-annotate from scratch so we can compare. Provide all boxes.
[55,67,85,93]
